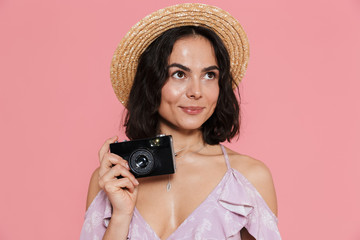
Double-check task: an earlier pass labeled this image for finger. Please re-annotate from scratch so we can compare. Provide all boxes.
[99,153,129,179]
[100,152,129,172]
[98,136,118,162]
[104,178,136,194]
[100,164,139,187]
[113,165,139,186]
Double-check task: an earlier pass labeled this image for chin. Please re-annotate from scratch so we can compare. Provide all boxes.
[176,120,206,131]
[180,125,203,131]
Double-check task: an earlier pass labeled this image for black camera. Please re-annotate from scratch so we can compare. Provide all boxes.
[109,135,176,178]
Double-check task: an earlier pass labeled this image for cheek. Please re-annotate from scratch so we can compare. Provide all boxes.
[208,85,220,104]
[160,82,184,104]
[209,89,220,115]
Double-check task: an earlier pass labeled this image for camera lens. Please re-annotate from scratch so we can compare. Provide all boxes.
[135,155,149,168]
[129,149,154,176]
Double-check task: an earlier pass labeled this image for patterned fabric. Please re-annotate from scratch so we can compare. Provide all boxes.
[80,146,281,240]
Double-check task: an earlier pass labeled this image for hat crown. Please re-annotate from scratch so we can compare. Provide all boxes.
[111,3,249,106]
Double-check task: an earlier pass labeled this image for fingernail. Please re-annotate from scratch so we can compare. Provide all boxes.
[135,179,139,185]
[126,163,130,169]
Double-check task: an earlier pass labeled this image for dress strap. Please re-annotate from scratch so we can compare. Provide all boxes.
[220,145,231,169]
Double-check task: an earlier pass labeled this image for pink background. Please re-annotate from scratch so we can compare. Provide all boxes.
[1,0,359,239]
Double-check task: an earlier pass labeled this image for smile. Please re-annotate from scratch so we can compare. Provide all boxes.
[180,106,205,115]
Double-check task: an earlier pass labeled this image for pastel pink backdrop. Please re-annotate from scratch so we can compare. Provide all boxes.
[0,0,359,239]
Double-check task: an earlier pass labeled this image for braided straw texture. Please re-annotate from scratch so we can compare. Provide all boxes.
[110,3,249,106]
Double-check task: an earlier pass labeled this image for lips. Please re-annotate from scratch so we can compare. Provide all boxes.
[180,106,205,115]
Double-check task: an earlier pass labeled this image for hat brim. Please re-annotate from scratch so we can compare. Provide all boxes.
[110,3,249,106]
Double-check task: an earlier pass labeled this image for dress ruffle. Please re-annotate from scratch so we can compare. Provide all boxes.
[81,169,281,240]
[218,169,281,240]
[218,170,254,217]
[80,190,111,240]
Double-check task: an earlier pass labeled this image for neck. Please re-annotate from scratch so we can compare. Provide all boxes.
[159,125,204,153]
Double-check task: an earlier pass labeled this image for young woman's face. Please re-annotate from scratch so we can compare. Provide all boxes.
[158,35,220,132]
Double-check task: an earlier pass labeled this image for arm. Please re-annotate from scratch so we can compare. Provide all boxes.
[84,136,139,240]
[232,154,278,216]
[243,159,278,217]
[102,214,132,240]
[86,167,101,210]
[85,167,132,240]
[232,154,279,239]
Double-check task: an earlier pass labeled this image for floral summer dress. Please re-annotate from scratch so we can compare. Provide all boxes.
[80,145,281,240]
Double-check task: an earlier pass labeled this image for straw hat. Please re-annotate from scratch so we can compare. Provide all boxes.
[110,3,249,106]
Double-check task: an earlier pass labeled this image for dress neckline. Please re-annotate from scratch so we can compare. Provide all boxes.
[133,168,231,240]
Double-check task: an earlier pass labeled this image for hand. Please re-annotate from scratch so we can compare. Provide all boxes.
[98,136,139,216]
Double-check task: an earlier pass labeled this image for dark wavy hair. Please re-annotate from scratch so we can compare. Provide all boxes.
[124,26,240,145]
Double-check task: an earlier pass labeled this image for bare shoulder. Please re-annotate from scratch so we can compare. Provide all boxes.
[225,147,278,216]
[85,167,102,210]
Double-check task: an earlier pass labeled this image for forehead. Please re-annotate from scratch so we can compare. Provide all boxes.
[168,35,217,66]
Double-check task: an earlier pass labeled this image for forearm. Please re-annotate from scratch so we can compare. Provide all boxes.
[102,214,132,240]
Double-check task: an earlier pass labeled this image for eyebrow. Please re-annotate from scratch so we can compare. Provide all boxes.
[203,66,219,72]
[167,63,190,72]
[167,63,219,72]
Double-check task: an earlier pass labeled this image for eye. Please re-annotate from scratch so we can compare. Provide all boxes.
[204,72,216,80]
[172,71,186,79]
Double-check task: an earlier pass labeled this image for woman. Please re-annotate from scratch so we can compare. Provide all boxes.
[81,3,281,240]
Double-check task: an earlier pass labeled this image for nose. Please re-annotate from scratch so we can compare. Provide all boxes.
[186,77,202,99]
